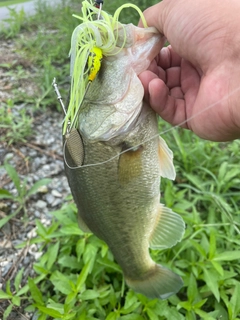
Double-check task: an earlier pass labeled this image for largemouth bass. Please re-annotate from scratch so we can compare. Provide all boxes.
[64,3,185,300]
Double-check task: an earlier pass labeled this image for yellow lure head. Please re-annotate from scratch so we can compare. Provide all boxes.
[88,47,103,82]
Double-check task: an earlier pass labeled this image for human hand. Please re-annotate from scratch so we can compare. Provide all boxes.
[139,0,240,141]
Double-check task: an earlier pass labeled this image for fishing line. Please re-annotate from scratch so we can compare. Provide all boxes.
[64,84,240,170]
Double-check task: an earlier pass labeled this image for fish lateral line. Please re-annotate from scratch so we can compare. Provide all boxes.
[61,83,240,170]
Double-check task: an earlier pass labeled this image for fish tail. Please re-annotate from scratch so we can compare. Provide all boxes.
[125,264,183,300]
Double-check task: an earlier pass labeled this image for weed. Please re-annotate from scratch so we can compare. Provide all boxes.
[0,7,27,38]
[0,100,33,145]
[0,161,51,227]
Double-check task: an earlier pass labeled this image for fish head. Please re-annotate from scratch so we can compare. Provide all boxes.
[114,24,165,75]
[79,24,164,142]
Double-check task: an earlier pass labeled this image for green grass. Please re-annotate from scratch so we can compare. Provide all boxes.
[0,1,240,320]
[0,0,31,7]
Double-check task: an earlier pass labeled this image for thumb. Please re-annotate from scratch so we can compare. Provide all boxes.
[138,1,165,34]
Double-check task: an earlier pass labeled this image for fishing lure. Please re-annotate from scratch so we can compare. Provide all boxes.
[52,45,103,134]
[68,46,103,133]
[52,45,103,167]
[53,0,149,167]
[61,0,148,135]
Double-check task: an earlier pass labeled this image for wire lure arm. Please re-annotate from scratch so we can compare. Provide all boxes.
[52,77,67,116]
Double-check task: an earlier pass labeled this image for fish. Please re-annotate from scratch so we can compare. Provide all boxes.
[63,6,185,300]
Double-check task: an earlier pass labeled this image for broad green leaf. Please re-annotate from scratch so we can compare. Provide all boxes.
[186,311,196,320]
[101,242,109,257]
[6,279,11,295]
[150,300,168,316]
[193,299,207,309]
[52,209,77,225]
[221,269,237,280]
[38,314,47,320]
[35,219,47,238]
[80,289,99,300]
[178,301,192,311]
[224,167,240,183]
[123,290,138,309]
[83,243,98,265]
[184,173,204,191]
[208,229,216,259]
[213,251,240,261]
[65,291,77,305]
[14,267,24,291]
[97,256,122,273]
[146,308,160,320]
[16,274,46,296]
[76,238,86,261]
[37,306,63,318]
[58,255,79,269]
[202,268,220,302]
[62,312,77,320]
[46,241,59,270]
[46,300,64,313]
[218,161,228,181]
[120,315,145,320]
[121,301,141,315]
[0,290,12,299]
[0,211,18,228]
[50,271,73,295]
[0,188,14,199]
[3,304,13,320]
[106,312,118,320]
[211,261,224,276]
[33,265,50,275]
[12,296,21,306]
[229,282,240,319]
[28,278,44,305]
[60,224,82,235]
[78,308,86,320]
[4,162,21,194]
[162,306,185,320]
[187,273,198,303]
[26,178,51,197]
[189,239,206,257]
[76,260,91,291]
[195,309,216,320]
[25,305,35,312]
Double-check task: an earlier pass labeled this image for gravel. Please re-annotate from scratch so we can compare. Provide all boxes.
[0,108,71,318]
[0,39,71,318]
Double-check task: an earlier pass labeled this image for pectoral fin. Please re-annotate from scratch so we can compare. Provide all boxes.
[149,204,185,249]
[118,145,143,184]
[158,136,175,180]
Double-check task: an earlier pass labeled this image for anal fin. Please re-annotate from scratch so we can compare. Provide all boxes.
[149,204,185,249]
